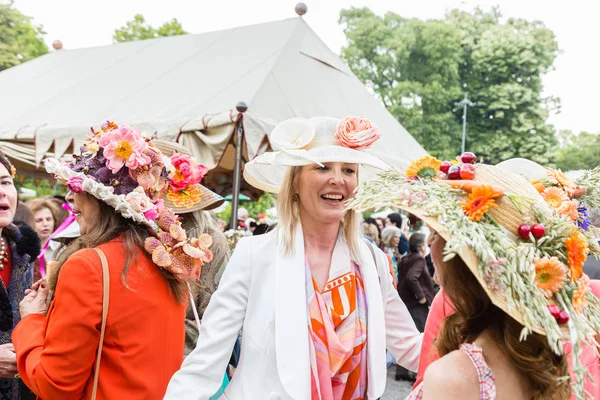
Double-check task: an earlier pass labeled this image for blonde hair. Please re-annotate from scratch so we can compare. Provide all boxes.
[381,226,401,248]
[276,166,363,263]
[363,222,380,246]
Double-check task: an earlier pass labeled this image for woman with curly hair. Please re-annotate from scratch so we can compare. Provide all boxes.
[350,157,600,399]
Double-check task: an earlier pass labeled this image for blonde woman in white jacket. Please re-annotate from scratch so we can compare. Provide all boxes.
[164,116,422,400]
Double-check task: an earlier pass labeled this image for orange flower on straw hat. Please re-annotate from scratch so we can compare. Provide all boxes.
[573,275,590,313]
[534,257,567,298]
[546,168,574,188]
[542,187,568,209]
[565,227,589,282]
[531,179,546,193]
[557,200,579,222]
[166,186,203,209]
[458,185,502,222]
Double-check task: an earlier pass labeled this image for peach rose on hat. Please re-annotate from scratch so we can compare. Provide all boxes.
[334,116,381,151]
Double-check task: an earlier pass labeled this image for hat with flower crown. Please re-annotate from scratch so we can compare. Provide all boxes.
[348,153,600,399]
[243,116,391,193]
[44,121,213,282]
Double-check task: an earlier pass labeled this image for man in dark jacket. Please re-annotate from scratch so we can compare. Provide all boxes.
[386,213,410,255]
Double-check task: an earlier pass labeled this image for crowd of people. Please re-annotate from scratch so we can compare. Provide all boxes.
[0,114,597,400]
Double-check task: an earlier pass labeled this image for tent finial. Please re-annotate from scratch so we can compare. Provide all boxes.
[295,3,308,16]
[236,102,248,113]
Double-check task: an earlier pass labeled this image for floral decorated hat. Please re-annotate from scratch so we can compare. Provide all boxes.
[152,140,224,213]
[348,152,600,399]
[243,116,390,193]
[45,121,213,282]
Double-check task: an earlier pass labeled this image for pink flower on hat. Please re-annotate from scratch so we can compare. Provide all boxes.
[169,153,208,192]
[125,186,158,220]
[66,176,84,193]
[334,116,381,151]
[98,125,151,173]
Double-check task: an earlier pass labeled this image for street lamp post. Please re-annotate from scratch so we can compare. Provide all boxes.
[455,94,475,154]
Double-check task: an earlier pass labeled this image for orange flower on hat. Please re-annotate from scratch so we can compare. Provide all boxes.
[534,257,567,297]
[459,185,502,222]
[565,228,589,282]
[405,156,442,179]
[542,187,568,209]
[531,179,546,193]
[166,185,203,209]
[546,168,574,188]
[557,200,579,222]
[573,275,590,313]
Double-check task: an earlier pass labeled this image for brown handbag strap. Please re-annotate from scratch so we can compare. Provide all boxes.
[92,248,110,400]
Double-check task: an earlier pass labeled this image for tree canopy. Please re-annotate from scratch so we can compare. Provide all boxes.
[339,7,560,164]
[113,14,187,43]
[0,1,48,72]
[555,130,600,171]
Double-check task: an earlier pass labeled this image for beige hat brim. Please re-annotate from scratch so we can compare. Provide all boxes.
[152,140,224,213]
[164,183,225,213]
[243,146,391,193]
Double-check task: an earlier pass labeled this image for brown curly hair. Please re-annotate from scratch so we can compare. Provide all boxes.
[435,240,570,400]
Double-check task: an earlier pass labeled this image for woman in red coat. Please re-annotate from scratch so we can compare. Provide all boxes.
[12,122,213,399]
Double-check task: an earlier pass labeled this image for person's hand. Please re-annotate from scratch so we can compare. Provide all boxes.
[19,280,49,318]
[419,297,427,305]
[0,343,17,378]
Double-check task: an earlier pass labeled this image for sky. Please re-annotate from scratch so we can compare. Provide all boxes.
[10,0,600,134]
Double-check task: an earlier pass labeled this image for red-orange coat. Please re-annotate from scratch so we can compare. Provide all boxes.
[12,239,186,400]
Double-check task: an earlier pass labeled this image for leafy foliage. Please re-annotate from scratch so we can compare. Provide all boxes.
[17,178,66,198]
[0,1,48,71]
[339,7,559,164]
[113,14,187,43]
[555,130,600,171]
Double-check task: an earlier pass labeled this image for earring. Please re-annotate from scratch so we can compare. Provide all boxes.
[292,193,299,201]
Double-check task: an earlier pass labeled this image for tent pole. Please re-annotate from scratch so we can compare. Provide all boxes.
[230,102,248,230]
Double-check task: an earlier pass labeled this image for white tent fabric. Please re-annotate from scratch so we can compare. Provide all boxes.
[0,17,427,176]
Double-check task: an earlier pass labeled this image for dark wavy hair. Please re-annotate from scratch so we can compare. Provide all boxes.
[49,195,186,303]
[435,239,570,400]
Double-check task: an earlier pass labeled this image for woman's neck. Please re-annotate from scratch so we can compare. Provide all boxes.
[300,212,339,254]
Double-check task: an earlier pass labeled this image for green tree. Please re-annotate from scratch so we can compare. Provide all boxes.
[113,14,187,43]
[339,7,559,164]
[555,130,600,171]
[0,1,48,71]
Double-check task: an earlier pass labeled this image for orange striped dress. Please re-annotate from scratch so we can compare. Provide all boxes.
[305,258,368,399]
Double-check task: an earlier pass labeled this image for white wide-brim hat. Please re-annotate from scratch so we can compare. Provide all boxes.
[243,116,391,193]
[496,158,548,180]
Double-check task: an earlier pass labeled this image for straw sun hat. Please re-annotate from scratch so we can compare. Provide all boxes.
[152,141,224,214]
[243,116,391,193]
[349,155,600,398]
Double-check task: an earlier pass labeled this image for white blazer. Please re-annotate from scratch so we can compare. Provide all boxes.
[164,226,422,400]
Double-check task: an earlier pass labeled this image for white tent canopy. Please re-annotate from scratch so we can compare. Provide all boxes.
[0,16,426,181]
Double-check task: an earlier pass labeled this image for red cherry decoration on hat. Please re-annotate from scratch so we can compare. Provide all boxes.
[530,224,546,239]
[517,224,531,240]
[461,152,477,164]
[447,166,461,180]
[440,161,452,174]
[460,164,476,180]
[547,304,560,319]
[557,310,570,325]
